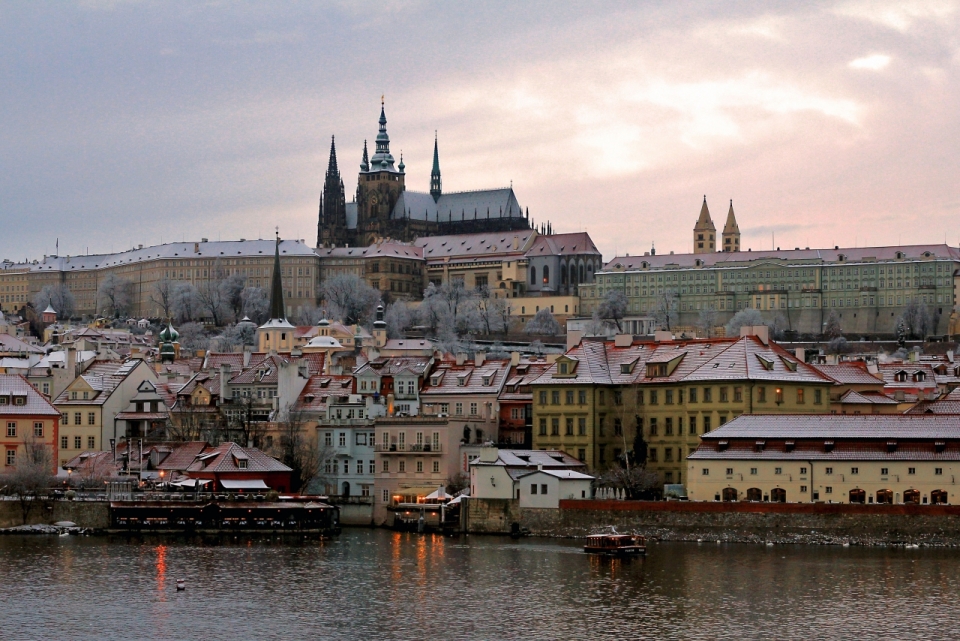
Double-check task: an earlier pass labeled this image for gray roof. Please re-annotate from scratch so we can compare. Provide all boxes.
[30,239,315,273]
[698,414,960,440]
[392,188,523,223]
[600,243,960,273]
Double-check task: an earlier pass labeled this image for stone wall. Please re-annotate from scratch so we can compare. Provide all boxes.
[461,498,521,534]
[465,498,960,545]
[0,500,110,530]
[337,502,374,527]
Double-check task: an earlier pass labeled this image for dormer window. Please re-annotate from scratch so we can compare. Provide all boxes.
[238,459,248,469]
[482,375,492,386]
[14,396,26,406]
[895,371,907,382]
[913,371,926,382]
[559,363,568,375]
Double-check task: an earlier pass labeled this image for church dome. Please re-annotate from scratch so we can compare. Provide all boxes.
[159,322,179,343]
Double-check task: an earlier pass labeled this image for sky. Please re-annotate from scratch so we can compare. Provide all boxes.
[2,1,959,263]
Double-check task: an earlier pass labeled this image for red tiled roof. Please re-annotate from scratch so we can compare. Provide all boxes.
[420,359,511,396]
[810,362,884,386]
[186,442,290,473]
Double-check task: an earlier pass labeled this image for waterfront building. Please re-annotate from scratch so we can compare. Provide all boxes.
[372,416,461,525]
[156,440,293,493]
[497,357,551,447]
[807,362,901,414]
[516,469,594,507]
[468,446,586,500]
[317,103,531,249]
[419,354,510,445]
[530,327,835,484]
[354,356,434,417]
[0,374,61,473]
[687,414,960,505]
[52,359,156,467]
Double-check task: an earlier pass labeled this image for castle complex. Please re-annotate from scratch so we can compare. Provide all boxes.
[317,101,530,248]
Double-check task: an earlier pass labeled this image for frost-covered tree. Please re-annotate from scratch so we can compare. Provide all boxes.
[241,287,270,324]
[725,308,764,337]
[696,308,718,338]
[320,274,380,325]
[384,301,413,339]
[97,274,133,318]
[172,283,199,323]
[598,290,628,332]
[33,284,76,319]
[823,310,843,340]
[653,288,679,331]
[524,308,561,335]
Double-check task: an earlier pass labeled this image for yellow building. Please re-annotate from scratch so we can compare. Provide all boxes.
[530,327,835,485]
[688,414,960,505]
[0,264,30,315]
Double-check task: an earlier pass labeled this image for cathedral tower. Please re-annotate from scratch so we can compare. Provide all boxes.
[693,196,716,254]
[356,99,406,245]
[722,199,741,253]
[317,136,347,248]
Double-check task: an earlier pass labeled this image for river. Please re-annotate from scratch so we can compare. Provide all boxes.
[0,529,956,640]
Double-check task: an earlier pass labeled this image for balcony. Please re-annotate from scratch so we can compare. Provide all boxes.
[375,443,442,454]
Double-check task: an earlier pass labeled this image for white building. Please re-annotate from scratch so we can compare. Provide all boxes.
[517,469,594,508]
[469,446,588,501]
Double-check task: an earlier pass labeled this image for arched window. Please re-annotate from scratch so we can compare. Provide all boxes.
[722,487,738,502]
[543,265,550,284]
[849,488,865,504]
[579,263,585,283]
[745,488,762,502]
[876,489,893,504]
[931,489,948,504]
[560,262,567,285]
[770,488,786,503]
[903,489,920,504]
[530,266,537,285]
[570,263,577,285]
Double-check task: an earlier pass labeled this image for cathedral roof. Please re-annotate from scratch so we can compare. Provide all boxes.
[525,232,601,258]
[391,188,523,223]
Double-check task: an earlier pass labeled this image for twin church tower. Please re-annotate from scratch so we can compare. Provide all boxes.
[317,101,530,248]
[693,196,741,254]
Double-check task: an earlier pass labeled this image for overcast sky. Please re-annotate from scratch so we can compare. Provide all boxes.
[2,1,959,262]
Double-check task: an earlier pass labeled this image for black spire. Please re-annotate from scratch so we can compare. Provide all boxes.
[326,135,338,175]
[430,131,442,202]
[269,231,286,321]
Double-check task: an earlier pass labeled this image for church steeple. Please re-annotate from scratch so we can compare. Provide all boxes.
[693,195,717,254]
[360,140,369,172]
[269,231,286,321]
[722,199,741,253]
[369,98,397,172]
[317,135,347,248]
[430,131,442,202]
[326,135,338,175]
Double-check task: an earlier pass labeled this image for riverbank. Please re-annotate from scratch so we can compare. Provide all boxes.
[465,498,960,547]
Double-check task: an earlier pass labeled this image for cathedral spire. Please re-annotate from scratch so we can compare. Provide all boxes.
[326,135,338,175]
[693,195,717,254]
[360,140,369,172]
[370,98,397,171]
[269,231,286,321]
[722,199,741,252]
[430,131,442,202]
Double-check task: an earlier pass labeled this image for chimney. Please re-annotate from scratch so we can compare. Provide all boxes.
[512,236,519,250]
[510,351,521,366]
[243,348,252,368]
[219,364,231,400]
[614,334,632,347]
[456,353,466,366]
[475,352,485,367]
[479,445,498,463]
[654,330,673,343]
[795,347,806,362]
[66,347,77,376]
[567,330,583,351]
[740,325,769,345]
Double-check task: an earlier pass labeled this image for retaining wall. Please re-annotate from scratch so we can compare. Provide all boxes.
[0,500,110,530]
[465,499,960,545]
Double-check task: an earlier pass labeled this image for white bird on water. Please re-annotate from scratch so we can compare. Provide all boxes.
[176,579,186,591]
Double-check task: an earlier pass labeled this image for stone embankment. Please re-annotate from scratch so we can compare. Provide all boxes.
[0,499,110,531]
[463,499,960,546]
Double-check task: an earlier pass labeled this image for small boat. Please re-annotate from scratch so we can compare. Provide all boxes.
[583,533,646,556]
[176,579,186,591]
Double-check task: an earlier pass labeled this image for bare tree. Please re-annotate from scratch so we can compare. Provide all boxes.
[295,305,324,326]
[823,309,843,340]
[213,323,255,352]
[899,300,938,340]
[33,284,76,319]
[270,404,333,494]
[445,472,469,495]
[696,307,718,338]
[97,274,133,318]
[149,278,176,319]
[176,322,208,352]
[653,288,679,331]
[1,438,55,524]
[320,274,380,325]
[598,464,660,500]
[598,290,628,332]
[419,282,482,337]
[240,286,270,324]
[524,308,561,335]
[195,277,229,326]
[477,287,508,335]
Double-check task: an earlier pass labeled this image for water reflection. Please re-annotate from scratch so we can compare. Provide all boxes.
[0,533,958,640]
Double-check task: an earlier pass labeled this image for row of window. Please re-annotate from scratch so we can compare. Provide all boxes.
[537,387,822,407]
[5,422,45,438]
[60,435,96,450]
[705,466,944,477]
[380,459,441,473]
[61,412,97,426]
